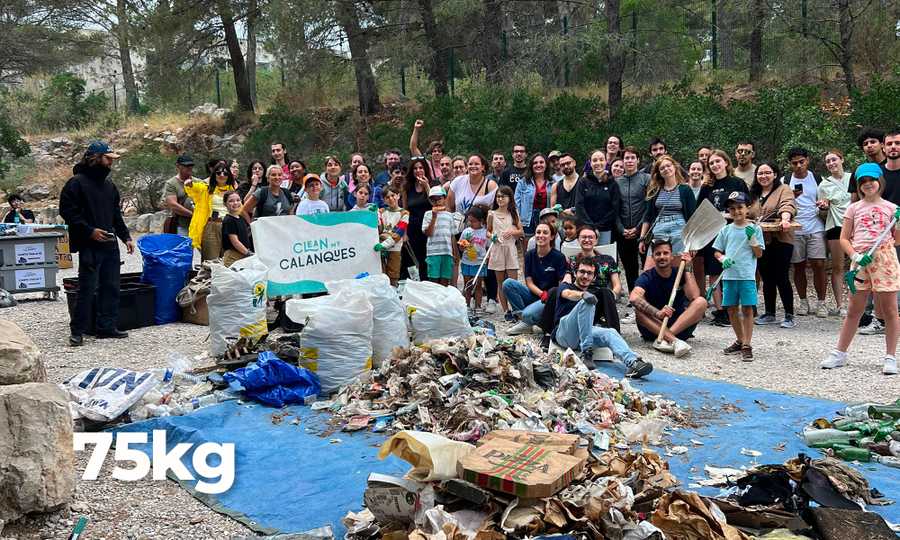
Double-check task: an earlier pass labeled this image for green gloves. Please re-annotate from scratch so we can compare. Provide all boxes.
[491,233,499,243]
[894,207,900,221]
[744,225,756,241]
[721,257,735,269]
[552,204,563,214]
[853,252,872,267]
[367,203,378,212]
[374,243,386,252]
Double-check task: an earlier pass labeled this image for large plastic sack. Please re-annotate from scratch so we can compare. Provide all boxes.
[207,256,269,357]
[378,430,475,481]
[401,280,473,344]
[223,352,321,407]
[63,367,159,421]
[285,288,373,394]
[326,274,409,366]
[138,233,194,324]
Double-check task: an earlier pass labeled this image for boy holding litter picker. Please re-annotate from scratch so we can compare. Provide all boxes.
[713,192,764,361]
[821,163,900,375]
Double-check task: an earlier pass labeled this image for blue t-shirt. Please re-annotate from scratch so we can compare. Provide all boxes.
[524,248,567,292]
[712,223,765,281]
[635,267,687,320]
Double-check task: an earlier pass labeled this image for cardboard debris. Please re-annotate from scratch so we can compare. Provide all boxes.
[651,490,749,540]
[457,438,585,499]
[476,430,580,456]
[363,473,430,525]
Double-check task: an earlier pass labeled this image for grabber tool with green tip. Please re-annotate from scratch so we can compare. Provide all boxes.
[68,516,88,540]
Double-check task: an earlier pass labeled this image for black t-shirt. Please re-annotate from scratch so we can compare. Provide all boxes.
[635,267,687,319]
[499,165,527,191]
[523,248,567,291]
[565,253,618,296]
[698,175,749,212]
[3,209,35,223]
[847,163,900,205]
[553,282,583,327]
[222,214,251,252]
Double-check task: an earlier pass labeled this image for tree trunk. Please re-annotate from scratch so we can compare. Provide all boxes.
[748,0,764,83]
[247,0,258,107]
[115,0,140,113]
[606,0,624,118]
[717,0,734,69]
[416,0,449,96]
[217,0,254,112]
[836,0,855,95]
[334,0,382,115]
[480,0,503,83]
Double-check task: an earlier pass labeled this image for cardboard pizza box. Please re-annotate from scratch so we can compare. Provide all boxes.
[477,430,580,456]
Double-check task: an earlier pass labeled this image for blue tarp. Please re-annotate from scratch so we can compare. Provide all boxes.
[114,365,900,535]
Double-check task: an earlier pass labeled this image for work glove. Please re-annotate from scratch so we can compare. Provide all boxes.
[367,203,378,212]
[374,243,386,252]
[491,233,499,243]
[582,292,598,305]
[721,257,735,269]
[894,207,900,221]
[539,290,549,303]
[552,204,563,214]
[852,252,873,267]
[744,225,756,241]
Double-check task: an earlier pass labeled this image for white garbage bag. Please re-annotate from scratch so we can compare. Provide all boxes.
[402,280,473,344]
[207,256,269,357]
[285,288,373,393]
[62,367,159,421]
[326,274,409,366]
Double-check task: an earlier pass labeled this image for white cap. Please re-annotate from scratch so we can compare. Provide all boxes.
[428,186,446,198]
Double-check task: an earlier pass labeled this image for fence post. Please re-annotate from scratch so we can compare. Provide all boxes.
[711,0,717,70]
[215,68,222,108]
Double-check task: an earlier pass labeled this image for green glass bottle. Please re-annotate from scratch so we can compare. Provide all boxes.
[832,445,871,462]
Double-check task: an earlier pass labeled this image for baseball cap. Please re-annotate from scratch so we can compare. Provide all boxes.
[303,173,322,186]
[727,191,749,207]
[428,186,446,198]
[548,150,562,159]
[539,207,559,218]
[855,163,883,181]
[176,154,195,166]
[85,141,120,159]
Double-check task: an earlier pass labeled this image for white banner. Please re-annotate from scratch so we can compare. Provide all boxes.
[250,212,382,296]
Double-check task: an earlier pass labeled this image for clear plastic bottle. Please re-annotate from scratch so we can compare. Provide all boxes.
[874,455,900,468]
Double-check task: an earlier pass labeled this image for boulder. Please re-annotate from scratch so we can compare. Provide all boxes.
[21,184,52,202]
[149,211,168,233]
[123,216,139,231]
[0,383,75,524]
[189,102,228,118]
[0,320,45,385]
[135,213,152,233]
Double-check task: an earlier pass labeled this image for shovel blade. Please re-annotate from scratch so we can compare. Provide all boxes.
[681,200,728,252]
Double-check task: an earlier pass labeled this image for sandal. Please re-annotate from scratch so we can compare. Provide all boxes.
[723,341,743,355]
[741,345,754,361]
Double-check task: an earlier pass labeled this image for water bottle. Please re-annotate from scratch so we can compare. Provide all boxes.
[844,402,880,420]
[874,455,900,468]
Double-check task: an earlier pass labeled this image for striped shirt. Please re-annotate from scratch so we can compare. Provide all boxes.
[422,210,455,256]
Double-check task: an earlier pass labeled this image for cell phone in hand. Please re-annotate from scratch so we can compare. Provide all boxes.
[793,183,803,194]
[105,230,117,242]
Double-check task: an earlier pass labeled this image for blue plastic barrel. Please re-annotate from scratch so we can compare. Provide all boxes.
[137,234,193,324]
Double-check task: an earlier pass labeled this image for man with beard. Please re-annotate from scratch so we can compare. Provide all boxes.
[550,153,580,213]
[60,141,135,346]
[733,140,757,187]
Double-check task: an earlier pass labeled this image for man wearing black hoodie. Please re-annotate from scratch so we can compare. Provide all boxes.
[60,141,134,346]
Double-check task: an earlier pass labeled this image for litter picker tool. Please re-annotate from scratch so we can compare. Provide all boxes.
[845,215,897,294]
[655,200,726,344]
[705,274,724,302]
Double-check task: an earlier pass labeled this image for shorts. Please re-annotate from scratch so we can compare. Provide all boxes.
[652,215,686,254]
[722,279,757,307]
[488,243,519,271]
[460,263,487,277]
[854,243,900,293]
[426,254,454,280]
[791,232,827,262]
[825,227,842,241]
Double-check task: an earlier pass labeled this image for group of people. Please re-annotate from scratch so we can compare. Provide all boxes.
[52,124,900,378]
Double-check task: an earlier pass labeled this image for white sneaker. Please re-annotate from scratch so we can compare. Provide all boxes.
[860,319,885,335]
[797,298,810,316]
[653,340,675,354]
[593,347,614,363]
[820,350,848,369]
[884,356,899,375]
[816,302,828,318]
[673,339,692,358]
[507,321,534,335]
[483,301,497,314]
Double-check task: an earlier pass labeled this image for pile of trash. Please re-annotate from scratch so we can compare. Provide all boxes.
[343,427,897,539]
[802,400,900,466]
[317,334,685,445]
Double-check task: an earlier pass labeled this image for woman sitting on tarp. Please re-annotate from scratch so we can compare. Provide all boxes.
[184,158,238,261]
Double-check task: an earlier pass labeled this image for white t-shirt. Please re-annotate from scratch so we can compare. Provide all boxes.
[296,199,330,216]
[788,171,824,235]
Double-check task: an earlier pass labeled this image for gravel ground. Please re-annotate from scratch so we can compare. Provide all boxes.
[3,242,899,539]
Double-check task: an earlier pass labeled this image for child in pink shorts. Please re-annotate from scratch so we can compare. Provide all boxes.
[821,163,900,375]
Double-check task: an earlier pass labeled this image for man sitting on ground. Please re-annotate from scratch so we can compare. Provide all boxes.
[551,254,653,378]
[629,238,707,357]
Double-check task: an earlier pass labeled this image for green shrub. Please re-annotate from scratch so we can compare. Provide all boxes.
[34,73,109,131]
[114,143,174,213]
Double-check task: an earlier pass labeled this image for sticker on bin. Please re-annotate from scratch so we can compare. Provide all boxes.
[15,268,45,289]
[15,243,45,264]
